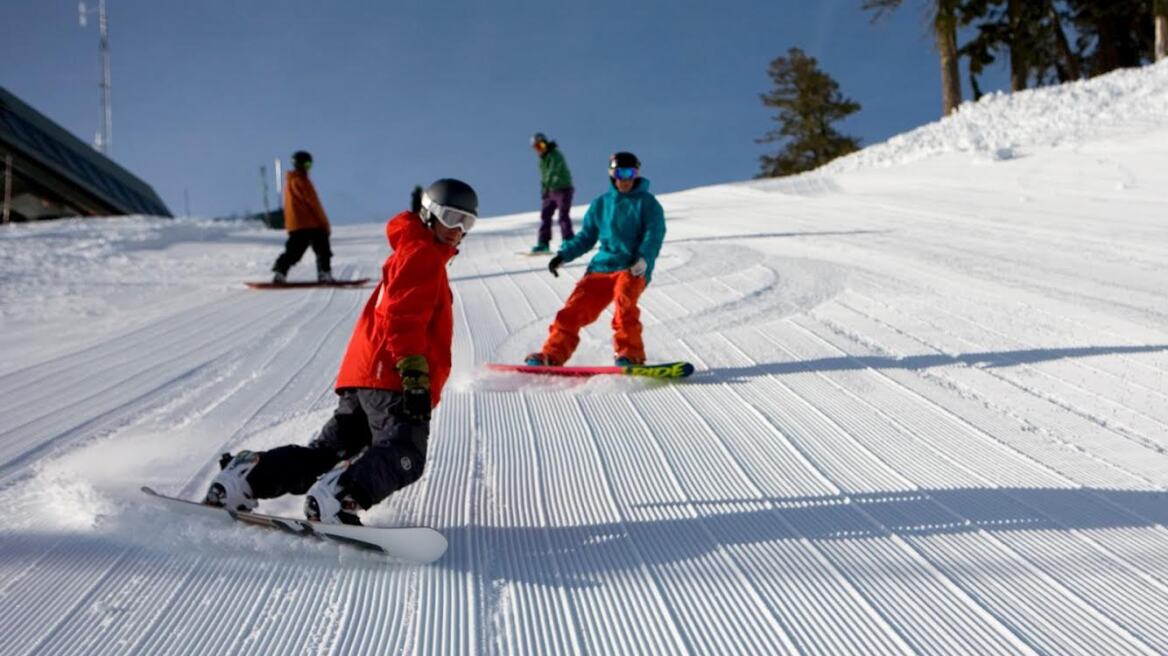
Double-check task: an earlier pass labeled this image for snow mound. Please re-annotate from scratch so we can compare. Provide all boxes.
[825,60,1168,173]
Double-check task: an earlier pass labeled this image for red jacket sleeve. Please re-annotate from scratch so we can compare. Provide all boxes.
[377,243,442,364]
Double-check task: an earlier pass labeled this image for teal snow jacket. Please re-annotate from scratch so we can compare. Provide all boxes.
[557,178,666,283]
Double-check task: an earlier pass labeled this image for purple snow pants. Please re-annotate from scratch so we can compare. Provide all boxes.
[538,187,575,244]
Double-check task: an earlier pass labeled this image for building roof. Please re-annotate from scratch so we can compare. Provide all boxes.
[0,86,171,217]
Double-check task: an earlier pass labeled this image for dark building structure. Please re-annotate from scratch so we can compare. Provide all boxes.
[0,86,170,222]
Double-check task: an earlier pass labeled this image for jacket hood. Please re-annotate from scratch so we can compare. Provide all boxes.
[386,211,457,260]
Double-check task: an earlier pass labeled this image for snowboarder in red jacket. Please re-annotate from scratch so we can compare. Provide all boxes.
[204,179,478,525]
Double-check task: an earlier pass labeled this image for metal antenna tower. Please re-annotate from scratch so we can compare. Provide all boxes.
[79,0,112,154]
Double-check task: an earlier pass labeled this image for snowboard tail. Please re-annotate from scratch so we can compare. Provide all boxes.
[140,486,446,563]
[487,361,694,379]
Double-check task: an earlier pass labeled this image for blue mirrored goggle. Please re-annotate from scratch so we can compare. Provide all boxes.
[611,166,638,181]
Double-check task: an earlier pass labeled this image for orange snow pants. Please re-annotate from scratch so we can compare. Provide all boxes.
[542,271,647,365]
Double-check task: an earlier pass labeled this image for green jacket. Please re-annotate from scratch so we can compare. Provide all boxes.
[538,143,573,194]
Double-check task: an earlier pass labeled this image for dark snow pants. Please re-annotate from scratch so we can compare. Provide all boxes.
[273,228,332,275]
[538,187,575,245]
[245,388,429,509]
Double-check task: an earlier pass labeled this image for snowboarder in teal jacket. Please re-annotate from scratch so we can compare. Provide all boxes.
[526,151,666,367]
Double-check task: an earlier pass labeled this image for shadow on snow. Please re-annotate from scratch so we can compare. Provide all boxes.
[689,344,1168,383]
[435,486,1168,586]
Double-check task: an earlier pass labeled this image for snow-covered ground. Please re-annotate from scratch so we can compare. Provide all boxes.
[2,62,1167,654]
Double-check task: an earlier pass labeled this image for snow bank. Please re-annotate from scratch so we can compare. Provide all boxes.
[825,60,1168,173]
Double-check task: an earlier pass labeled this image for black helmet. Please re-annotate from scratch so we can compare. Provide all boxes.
[424,178,477,215]
[421,178,479,232]
[292,150,313,169]
[609,151,640,169]
[530,132,548,146]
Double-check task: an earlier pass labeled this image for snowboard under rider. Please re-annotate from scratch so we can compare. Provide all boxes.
[526,151,666,367]
[207,179,478,525]
[272,150,334,284]
[530,132,575,254]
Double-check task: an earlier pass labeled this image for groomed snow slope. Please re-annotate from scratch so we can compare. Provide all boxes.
[1,62,1167,655]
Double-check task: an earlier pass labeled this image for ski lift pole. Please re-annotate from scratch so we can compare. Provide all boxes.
[2,154,12,224]
[261,165,271,225]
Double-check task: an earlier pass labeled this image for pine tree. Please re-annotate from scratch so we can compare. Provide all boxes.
[960,0,1082,94]
[1065,0,1154,75]
[756,48,862,178]
[864,0,964,116]
[1155,0,1167,60]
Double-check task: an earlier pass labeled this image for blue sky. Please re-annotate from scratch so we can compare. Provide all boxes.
[3,1,1007,223]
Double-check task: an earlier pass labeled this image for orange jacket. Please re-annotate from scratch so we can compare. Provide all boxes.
[335,211,456,407]
[283,171,330,232]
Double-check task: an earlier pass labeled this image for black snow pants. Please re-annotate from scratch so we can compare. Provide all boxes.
[272,228,332,275]
[245,388,429,509]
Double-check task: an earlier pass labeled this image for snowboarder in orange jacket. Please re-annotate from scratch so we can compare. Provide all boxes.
[272,150,333,284]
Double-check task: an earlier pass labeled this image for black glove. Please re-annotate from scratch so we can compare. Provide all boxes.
[548,254,564,278]
[395,355,431,423]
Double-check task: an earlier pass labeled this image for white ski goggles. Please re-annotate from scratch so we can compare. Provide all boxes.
[421,195,476,233]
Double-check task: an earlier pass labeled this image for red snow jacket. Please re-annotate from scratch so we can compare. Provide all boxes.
[335,211,455,407]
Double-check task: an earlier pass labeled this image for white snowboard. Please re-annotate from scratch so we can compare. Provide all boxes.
[141,486,447,564]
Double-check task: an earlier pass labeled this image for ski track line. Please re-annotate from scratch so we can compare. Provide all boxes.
[662,364,993,656]
[0,538,125,656]
[439,285,482,655]
[710,328,1160,655]
[810,296,1164,487]
[818,294,1168,484]
[797,307,1168,584]
[626,257,1027,653]
[43,551,196,656]
[616,392,811,655]
[845,256,1168,377]
[464,248,691,653]
[764,320,1168,649]
[525,392,676,655]
[902,236,1168,324]
[416,392,476,655]
[679,333,1038,655]
[845,289,1168,447]
[868,279,1168,397]
[0,294,306,480]
[840,207,1168,326]
[519,393,586,656]
[834,294,1168,471]
[0,291,300,424]
[640,379,907,655]
[0,291,261,397]
[0,293,297,436]
[465,244,582,656]
[569,392,695,655]
[477,391,579,655]
[900,293,1168,424]
[177,286,364,498]
[861,196,1168,276]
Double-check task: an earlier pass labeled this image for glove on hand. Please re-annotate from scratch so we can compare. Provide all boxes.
[630,257,647,277]
[548,254,564,278]
[395,355,431,423]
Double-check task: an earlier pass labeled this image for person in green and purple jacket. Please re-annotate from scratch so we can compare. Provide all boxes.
[530,132,575,253]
